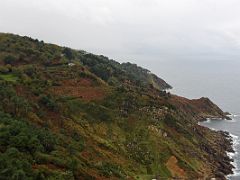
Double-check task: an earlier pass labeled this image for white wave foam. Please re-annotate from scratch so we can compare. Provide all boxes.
[227,134,240,177]
[204,118,211,123]
[227,114,239,118]
[230,134,240,147]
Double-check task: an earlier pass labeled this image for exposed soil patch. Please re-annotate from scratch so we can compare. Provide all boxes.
[166,156,185,178]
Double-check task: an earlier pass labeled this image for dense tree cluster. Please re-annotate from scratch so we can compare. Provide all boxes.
[0,112,56,179]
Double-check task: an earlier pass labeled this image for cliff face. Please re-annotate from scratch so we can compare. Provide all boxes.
[0,33,233,179]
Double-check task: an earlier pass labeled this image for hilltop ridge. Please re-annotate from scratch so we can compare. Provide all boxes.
[0,33,171,90]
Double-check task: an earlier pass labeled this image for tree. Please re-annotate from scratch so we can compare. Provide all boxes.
[3,55,17,65]
[0,84,16,113]
[63,48,73,60]
[37,129,56,152]
[11,96,31,117]
[91,64,111,81]
[0,148,32,180]
[28,136,44,154]
[39,95,58,111]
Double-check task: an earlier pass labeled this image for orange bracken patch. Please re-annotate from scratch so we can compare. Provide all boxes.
[50,78,108,101]
[166,156,186,178]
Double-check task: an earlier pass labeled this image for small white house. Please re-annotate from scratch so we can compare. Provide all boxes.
[68,63,75,67]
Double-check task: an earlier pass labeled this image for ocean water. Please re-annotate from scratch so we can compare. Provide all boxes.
[139,58,240,179]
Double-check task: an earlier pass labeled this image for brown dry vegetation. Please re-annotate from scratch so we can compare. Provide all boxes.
[166,156,186,178]
[50,79,108,101]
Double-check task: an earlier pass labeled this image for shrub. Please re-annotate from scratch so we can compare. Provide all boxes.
[0,148,34,179]
[3,55,17,65]
[37,129,56,153]
[163,114,177,128]
[63,48,73,60]
[67,100,111,122]
[23,65,36,77]
[0,66,9,74]
[98,162,125,178]
[39,95,59,111]
[0,112,56,154]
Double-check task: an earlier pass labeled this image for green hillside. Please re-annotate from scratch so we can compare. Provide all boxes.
[0,33,233,180]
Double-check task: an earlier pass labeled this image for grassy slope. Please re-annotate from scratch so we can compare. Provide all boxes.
[0,33,233,180]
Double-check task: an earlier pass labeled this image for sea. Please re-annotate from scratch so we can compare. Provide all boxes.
[138,58,240,179]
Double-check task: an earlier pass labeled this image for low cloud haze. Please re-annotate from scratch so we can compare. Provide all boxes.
[1,0,240,63]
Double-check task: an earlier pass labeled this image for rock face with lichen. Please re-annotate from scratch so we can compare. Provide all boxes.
[0,33,233,179]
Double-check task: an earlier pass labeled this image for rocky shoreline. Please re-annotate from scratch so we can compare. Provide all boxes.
[198,114,232,122]
[199,119,235,179]
[168,94,235,179]
[216,130,235,177]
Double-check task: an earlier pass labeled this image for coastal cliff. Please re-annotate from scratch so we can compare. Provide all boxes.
[0,33,234,179]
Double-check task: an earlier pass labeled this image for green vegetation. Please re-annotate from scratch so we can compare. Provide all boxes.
[0,74,18,82]
[0,33,230,179]
[3,55,17,65]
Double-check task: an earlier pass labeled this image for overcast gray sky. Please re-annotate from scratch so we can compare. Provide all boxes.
[1,0,240,63]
